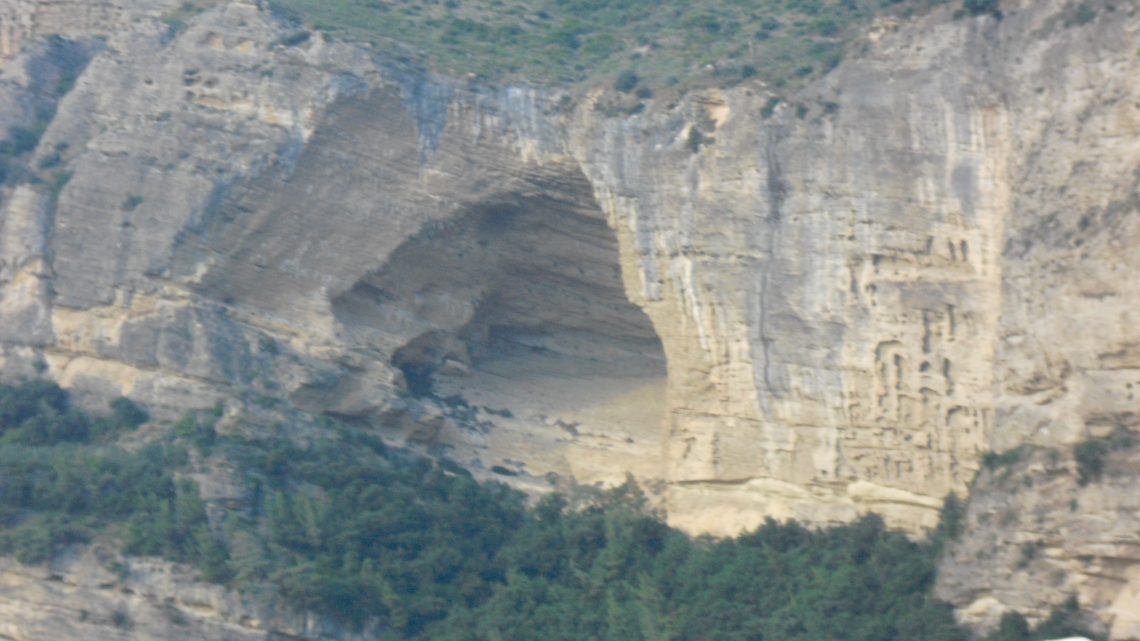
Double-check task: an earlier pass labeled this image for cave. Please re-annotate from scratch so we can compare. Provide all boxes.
[331,170,667,482]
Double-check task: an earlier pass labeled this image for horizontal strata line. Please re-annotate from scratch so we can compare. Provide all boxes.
[41,348,234,388]
[670,477,848,490]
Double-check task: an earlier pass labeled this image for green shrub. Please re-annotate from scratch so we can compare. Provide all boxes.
[37,153,62,170]
[930,492,965,553]
[0,382,149,445]
[982,447,1020,469]
[760,96,781,118]
[1031,596,1099,640]
[613,69,639,92]
[48,171,72,199]
[687,127,706,153]
[110,397,149,428]
[990,611,1030,641]
[980,597,1103,641]
[110,609,130,628]
[265,0,949,89]
[1074,439,1108,485]
[173,410,218,453]
[277,30,312,47]
[5,126,43,155]
[0,380,68,423]
[963,0,999,16]
[1068,4,1095,26]
[1107,427,1136,451]
[0,441,200,564]
[1017,540,1041,568]
[121,195,144,211]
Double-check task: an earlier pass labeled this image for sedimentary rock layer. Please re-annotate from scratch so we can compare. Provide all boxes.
[0,0,1137,636]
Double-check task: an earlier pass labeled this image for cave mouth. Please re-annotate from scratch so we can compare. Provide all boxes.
[332,171,667,481]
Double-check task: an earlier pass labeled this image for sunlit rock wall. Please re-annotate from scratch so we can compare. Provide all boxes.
[0,0,1138,635]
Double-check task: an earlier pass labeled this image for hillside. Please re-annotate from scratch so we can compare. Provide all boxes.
[0,0,1136,638]
[0,381,1102,641]
[264,0,954,86]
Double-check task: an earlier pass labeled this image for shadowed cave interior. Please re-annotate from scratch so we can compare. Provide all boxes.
[331,172,668,480]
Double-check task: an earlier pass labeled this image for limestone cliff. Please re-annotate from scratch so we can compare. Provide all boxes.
[0,0,1137,637]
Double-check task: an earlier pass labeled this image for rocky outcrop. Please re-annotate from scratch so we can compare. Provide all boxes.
[0,545,375,641]
[570,0,1139,538]
[936,439,1140,640]
[1,0,673,497]
[0,0,1137,636]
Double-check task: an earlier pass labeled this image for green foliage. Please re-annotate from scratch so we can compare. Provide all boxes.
[761,96,782,118]
[1072,428,1134,485]
[979,597,1104,641]
[37,152,62,170]
[1031,596,1100,640]
[989,611,1030,641]
[930,492,964,554]
[172,407,220,454]
[121,194,144,211]
[110,397,149,428]
[0,125,46,185]
[0,36,91,187]
[686,127,706,153]
[123,476,230,581]
[277,30,312,47]
[162,1,216,33]
[1074,438,1108,485]
[258,335,280,355]
[0,382,213,568]
[0,385,1107,640]
[982,447,1020,470]
[0,39,89,186]
[1016,540,1041,568]
[0,442,201,564]
[219,434,526,632]
[0,380,146,446]
[425,510,967,641]
[0,380,69,427]
[48,171,73,199]
[266,0,954,88]
[962,0,999,16]
[1067,3,1095,27]
[614,69,640,93]
[110,609,130,628]
[4,126,44,156]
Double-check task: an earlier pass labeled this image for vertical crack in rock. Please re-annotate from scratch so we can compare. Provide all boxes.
[398,73,452,163]
[756,126,788,414]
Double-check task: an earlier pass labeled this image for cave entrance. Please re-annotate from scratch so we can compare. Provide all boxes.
[332,171,667,485]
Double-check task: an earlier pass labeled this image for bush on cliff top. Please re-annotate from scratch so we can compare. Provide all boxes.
[266,0,956,88]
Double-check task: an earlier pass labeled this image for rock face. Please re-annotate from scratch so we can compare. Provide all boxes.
[936,439,1140,640]
[0,546,377,641]
[570,0,1139,540]
[0,0,1137,637]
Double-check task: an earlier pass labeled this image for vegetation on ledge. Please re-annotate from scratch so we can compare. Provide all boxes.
[265,0,957,89]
